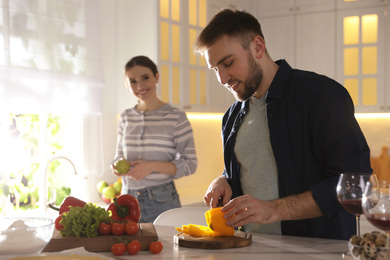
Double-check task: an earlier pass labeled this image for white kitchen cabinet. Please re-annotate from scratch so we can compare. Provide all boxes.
[257,5,336,79]
[336,0,389,10]
[208,0,255,13]
[257,0,335,18]
[258,16,295,65]
[336,7,388,112]
[257,0,294,17]
[295,0,336,13]
[295,11,336,78]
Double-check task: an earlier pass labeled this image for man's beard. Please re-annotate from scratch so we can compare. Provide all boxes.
[235,52,263,101]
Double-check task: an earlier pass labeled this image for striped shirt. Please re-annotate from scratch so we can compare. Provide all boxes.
[114,103,198,190]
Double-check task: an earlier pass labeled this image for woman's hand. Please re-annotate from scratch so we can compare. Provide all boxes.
[111,157,130,176]
[127,160,153,180]
[111,160,176,180]
[110,163,125,176]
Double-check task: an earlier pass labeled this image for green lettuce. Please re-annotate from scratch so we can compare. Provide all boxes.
[60,203,111,238]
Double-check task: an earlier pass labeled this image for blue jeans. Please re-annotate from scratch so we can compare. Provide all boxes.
[126,181,181,223]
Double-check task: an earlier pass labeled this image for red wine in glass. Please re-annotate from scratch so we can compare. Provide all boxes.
[337,173,374,236]
[339,199,364,215]
[362,178,389,258]
[365,213,390,231]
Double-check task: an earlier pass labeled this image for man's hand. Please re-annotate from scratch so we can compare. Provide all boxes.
[204,176,232,208]
[221,191,323,229]
[220,194,278,228]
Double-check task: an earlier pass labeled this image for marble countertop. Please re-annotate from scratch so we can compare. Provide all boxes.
[97,225,350,260]
[4,210,380,260]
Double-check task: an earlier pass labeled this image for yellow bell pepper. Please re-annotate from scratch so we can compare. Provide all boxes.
[175,207,234,237]
[205,207,234,236]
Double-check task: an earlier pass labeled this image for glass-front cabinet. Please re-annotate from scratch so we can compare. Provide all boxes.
[336,0,389,10]
[336,6,389,112]
[157,0,253,113]
[157,0,246,113]
[158,0,208,111]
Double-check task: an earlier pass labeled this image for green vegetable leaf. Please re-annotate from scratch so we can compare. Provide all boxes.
[60,203,111,237]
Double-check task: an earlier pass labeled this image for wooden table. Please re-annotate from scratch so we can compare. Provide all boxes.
[98,225,350,260]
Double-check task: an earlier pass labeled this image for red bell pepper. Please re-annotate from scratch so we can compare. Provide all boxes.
[55,214,64,231]
[49,196,86,214]
[107,194,141,222]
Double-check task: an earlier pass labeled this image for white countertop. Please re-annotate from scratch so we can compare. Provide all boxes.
[2,224,357,260]
[4,209,379,260]
[97,225,350,260]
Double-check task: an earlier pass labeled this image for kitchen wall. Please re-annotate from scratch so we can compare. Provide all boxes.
[357,117,390,157]
[175,115,225,206]
[93,0,390,206]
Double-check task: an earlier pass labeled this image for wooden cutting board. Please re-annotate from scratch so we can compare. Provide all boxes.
[43,223,157,252]
[174,231,252,249]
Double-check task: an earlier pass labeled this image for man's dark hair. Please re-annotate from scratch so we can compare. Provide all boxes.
[194,9,265,53]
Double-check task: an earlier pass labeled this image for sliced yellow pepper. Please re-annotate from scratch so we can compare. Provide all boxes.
[175,207,234,237]
[205,207,234,236]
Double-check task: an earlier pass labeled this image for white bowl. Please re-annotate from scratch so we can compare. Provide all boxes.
[0,217,54,255]
[349,241,390,260]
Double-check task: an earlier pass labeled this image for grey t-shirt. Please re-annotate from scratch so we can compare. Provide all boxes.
[234,95,281,234]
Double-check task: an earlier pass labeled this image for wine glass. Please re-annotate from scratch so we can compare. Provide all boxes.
[337,173,377,236]
[362,178,390,257]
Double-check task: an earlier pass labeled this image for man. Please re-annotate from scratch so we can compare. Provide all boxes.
[194,9,372,239]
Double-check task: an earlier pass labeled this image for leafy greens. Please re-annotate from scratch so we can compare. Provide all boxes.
[60,203,111,238]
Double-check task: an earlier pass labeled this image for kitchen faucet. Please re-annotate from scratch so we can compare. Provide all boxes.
[42,156,78,212]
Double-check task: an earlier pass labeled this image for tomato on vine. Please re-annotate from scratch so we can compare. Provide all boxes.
[127,240,141,255]
[149,241,163,254]
[98,222,111,235]
[111,222,125,236]
[125,221,138,235]
[111,243,126,256]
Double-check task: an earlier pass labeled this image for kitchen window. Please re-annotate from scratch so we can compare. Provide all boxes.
[0,113,81,212]
[0,0,104,215]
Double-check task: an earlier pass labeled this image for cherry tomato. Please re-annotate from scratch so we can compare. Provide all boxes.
[127,240,141,255]
[125,221,139,235]
[149,241,163,254]
[111,222,125,236]
[111,243,126,256]
[55,214,64,231]
[98,222,111,235]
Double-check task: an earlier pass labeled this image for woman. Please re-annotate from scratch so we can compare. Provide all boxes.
[112,56,198,223]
